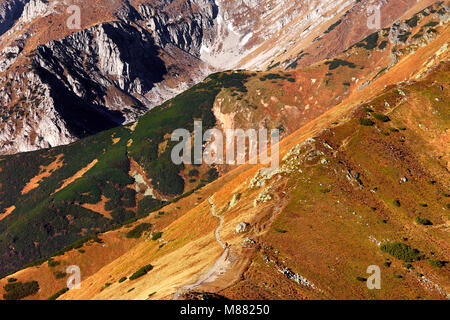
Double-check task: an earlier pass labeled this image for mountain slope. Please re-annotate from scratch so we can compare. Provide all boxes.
[60,53,450,300]
[0,0,438,155]
[0,1,448,300]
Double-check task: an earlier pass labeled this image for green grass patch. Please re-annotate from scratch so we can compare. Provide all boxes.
[381,242,422,262]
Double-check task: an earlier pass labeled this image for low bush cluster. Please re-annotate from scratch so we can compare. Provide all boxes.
[416,217,433,226]
[47,287,69,300]
[3,281,40,300]
[359,118,375,126]
[129,264,154,280]
[381,242,422,262]
[126,223,152,239]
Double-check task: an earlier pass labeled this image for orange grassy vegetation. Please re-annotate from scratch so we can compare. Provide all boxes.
[21,154,64,195]
[53,159,98,194]
[0,206,16,222]
[58,20,449,300]
[81,195,113,220]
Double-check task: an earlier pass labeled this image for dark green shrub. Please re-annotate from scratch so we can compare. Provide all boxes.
[416,217,432,225]
[324,19,342,34]
[427,259,445,268]
[398,32,411,42]
[152,232,163,241]
[378,40,388,50]
[129,264,154,280]
[137,196,164,215]
[54,271,67,279]
[393,199,401,207]
[47,287,69,300]
[403,263,413,270]
[48,259,60,267]
[188,169,200,177]
[206,168,219,182]
[3,281,39,300]
[325,59,356,70]
[274,228,288,234]
[7,278,17,283]
[359,118,375,126]
[126,223,152,239]
[356,276,367,282]
[381,242,422,262]
[406,15,419,28]
[118,277,127,283]
[372,113,391,122]
[267,62,280,71]
[424,21,439,27]
[355,32,379,50]
[102,282,112,290]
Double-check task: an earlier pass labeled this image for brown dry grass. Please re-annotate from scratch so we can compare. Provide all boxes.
[53,159,98,194]
[0,206,16,222]
[81,195,113,219]
[21,154,64,195]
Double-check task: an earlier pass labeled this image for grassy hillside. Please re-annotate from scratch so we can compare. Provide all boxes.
[54,59,448,301]
[0,2,448,299]
[0,71,260,276]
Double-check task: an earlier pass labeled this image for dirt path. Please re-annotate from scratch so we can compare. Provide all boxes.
[172,196,231,299]
[209,197,227,249]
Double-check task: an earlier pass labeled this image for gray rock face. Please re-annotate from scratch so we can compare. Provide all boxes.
[137,0,218,55]
[0,71,74,154]
[33,21,168,124]
[235,222,250,233]
[0,0,217,154]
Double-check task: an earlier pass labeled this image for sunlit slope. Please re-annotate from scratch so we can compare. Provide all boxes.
[61,51,449,300]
